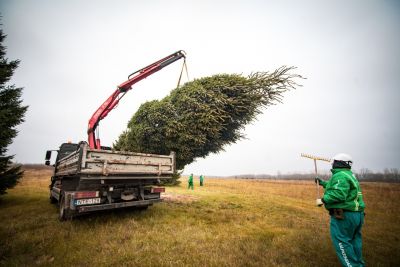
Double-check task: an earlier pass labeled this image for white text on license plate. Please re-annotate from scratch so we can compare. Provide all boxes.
[74,198,101,206]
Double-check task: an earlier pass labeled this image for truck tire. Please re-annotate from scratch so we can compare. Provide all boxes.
[137,205,149,211]
[59,194,73,221]
[49,191,57,204]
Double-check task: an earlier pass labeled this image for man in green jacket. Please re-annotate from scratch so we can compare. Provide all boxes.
[188,173,194,190]
[316,153,365,267]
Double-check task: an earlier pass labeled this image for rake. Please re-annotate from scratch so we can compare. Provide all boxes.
[301,153,331,203]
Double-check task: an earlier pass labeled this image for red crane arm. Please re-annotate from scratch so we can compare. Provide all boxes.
[88,50,186,149]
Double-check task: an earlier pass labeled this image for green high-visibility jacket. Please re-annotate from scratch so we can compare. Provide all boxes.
[320,169,365,212]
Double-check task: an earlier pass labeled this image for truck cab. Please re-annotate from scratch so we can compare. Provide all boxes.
[46,142,79,166]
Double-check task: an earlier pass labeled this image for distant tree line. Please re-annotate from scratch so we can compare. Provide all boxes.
[20,164,400,183]
[20,164,53,171]
[357,168,400,183]
[230,168,400,183]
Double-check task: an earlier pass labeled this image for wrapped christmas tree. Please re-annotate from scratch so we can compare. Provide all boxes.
[114,66,303,171]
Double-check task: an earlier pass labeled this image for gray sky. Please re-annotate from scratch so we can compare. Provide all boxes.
[2,0,399,176]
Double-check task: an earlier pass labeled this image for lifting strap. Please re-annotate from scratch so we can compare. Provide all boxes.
[176,57,189,88]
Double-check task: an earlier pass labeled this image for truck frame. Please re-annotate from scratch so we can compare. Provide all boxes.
[46,142,175,220]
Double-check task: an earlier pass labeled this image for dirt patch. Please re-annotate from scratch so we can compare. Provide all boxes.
[161,193,200,203]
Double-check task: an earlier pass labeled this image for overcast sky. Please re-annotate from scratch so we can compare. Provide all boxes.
[1,0,399,176]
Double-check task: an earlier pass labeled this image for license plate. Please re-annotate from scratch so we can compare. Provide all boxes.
[151,187,165,193]
[74,198,101,206]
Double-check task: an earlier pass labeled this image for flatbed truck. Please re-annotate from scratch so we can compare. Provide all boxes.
[45,51,185,220]
[46,142,175,220]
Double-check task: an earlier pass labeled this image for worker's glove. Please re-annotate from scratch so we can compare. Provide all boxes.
[316,198,324,207]
[315,177,323,185]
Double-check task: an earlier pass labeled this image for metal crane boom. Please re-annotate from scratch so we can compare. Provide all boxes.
[87,50,186,149]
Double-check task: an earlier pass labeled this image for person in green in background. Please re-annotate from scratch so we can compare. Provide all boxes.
[315,153,365,267]
[200,174,204,186]
[188,173,194,190]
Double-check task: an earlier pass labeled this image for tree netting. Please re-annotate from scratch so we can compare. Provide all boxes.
[114,66,304,170]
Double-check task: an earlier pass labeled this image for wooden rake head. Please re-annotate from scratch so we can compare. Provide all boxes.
[300,153,331,163]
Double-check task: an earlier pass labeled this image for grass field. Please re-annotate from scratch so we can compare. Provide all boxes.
[0,169,399,266]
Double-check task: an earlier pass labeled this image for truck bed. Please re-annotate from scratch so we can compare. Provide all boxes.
[55,143,175,179]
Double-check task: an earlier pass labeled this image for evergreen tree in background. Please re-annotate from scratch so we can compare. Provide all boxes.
[0,27,28,195]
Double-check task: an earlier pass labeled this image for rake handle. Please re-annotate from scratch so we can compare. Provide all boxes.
[314,159,320,198]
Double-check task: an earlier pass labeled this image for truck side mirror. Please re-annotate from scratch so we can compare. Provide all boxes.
[45,150,52,165]
[45,150,52,160]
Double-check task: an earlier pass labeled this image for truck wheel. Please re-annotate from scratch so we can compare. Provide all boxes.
[137,205,149,211]
[49,191,57,204]
[59,194,72,221]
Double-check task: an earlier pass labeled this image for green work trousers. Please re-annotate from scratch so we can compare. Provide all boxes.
[330,211,365,267]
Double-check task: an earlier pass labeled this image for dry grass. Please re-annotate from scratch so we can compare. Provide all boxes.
[0,170,399,266]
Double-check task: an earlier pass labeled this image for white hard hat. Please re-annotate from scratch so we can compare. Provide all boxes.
[332,153,353,164]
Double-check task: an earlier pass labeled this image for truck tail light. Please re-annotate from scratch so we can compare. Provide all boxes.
[74,191,99,199]
[151,187,165,193]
